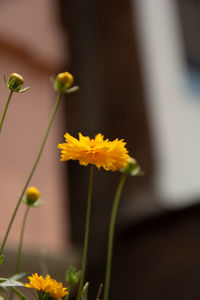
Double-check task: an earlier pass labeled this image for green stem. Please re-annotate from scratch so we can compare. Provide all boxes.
[0,91,63,255]
[0,90,14,133]
[9,206,30,300]
[76,165,94,300]
[103,173,127,300]
[65,284,71,300]
[15,206,30,273]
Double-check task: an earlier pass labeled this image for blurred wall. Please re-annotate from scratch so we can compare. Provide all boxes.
[0,0,71,254]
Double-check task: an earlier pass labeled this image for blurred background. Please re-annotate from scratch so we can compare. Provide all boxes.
[1,0,200,299]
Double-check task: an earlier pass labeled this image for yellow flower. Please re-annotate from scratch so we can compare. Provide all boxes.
[25,273,68,300]
[57,133,130,171]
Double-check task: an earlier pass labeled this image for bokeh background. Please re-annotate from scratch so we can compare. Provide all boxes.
[1,0,200,299]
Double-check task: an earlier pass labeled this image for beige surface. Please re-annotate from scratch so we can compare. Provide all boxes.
[0,0,68,67]
[0,0,71,254]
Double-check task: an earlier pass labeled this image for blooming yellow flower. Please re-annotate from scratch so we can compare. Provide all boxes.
[25,273,68,300]
[57,133,130,171]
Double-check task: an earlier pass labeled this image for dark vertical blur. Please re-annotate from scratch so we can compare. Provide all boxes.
[57,0,154,299]
[176,0,200,67]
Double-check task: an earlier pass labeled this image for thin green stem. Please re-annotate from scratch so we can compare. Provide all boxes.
[65,284,71,300]
[15,206,30,273]
[76,165,94,300]
[0,91,63,255]
[9,206,30,300]
[0,90,14,133]
[103,173,127,300]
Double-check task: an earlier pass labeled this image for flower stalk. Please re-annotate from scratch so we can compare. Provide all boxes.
[0,73,29,134]
[15,206,30,273]
[0,91,63,255]
[76,165,94,300]
[8,206,30,300]
[103,172,127,300]
[0,90,14,133]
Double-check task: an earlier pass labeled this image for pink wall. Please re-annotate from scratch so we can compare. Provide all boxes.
[0,0,71,254]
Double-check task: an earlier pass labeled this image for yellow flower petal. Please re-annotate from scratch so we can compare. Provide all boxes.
[57,133,130,171]
[25,273,68,300]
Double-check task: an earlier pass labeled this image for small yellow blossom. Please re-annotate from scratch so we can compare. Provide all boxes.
[26,187,40,204]
[25,273,68,300]
[58,133,130,171]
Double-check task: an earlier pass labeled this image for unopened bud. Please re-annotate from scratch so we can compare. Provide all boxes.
[9,73,24,90]
[4,73,29,93]
[25,187,40,205]
[120,157,143,176]
[65,265,81,286]
[54,72,74,92]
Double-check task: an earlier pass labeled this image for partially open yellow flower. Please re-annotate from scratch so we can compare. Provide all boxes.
[25,273,68,300]
[58,133,130,171]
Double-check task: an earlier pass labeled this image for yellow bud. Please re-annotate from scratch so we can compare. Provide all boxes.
[54,72,74,92]
[26,187,40,204]
[9,73,24,91]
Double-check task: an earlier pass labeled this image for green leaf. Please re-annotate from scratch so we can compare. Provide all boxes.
[18,87,30,93]
[0,279,24,287]
[9,273,26,281]
[81,282,89,300]
[3,74,8,88]
[66,86,79,94]
[12,287,28,300]
[0,278,7,291]
[0,279,7,291]
[0,255,4,266]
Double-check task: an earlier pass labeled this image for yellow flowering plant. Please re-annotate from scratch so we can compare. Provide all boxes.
[0,71,142,300]
[25,273,68,300]
[57,133,130,171]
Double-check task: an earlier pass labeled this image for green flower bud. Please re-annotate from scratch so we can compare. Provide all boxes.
[9,73,24,91]
[3,73,29,93]
[65,265,81,286]
[120,157,143,176]
[54,72,74,92]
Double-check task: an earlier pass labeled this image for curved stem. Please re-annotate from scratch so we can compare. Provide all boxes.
[15,206,30,273]
[8,206,30,300]
[0,90,14,133]
[76,165,94,300]
[0,91,63,255]
[103,173,127,300]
